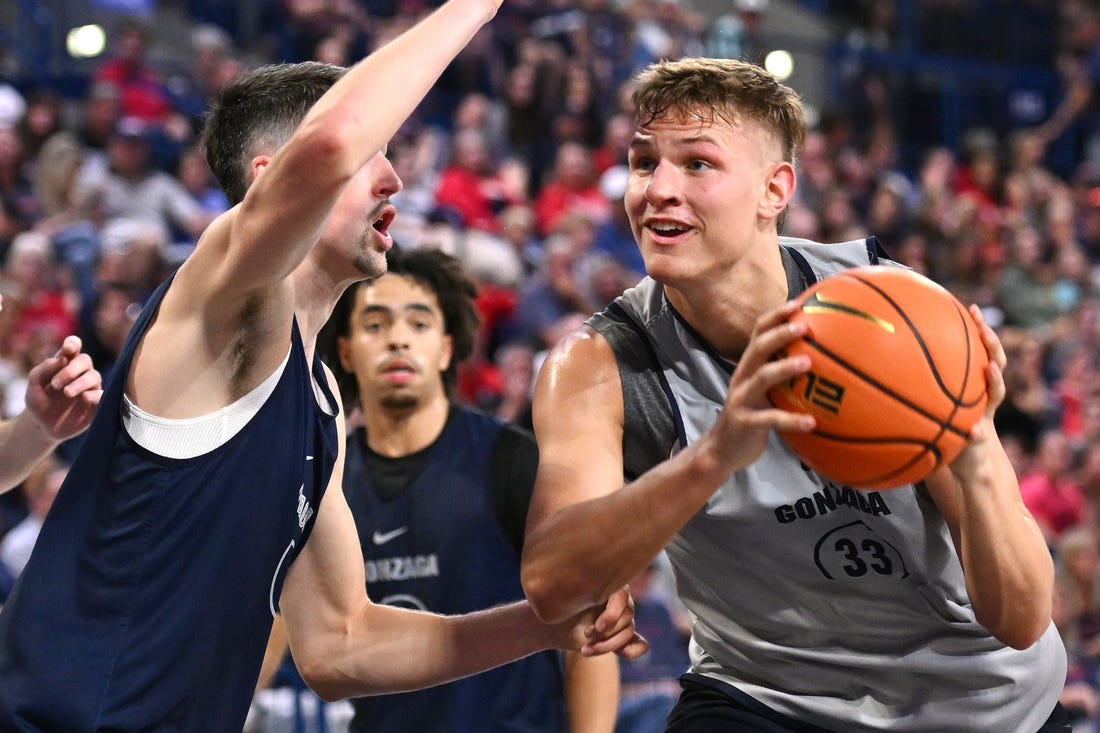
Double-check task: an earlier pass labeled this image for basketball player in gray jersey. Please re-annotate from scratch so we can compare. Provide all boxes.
[521,57,1069,732]
[0,2,645,730]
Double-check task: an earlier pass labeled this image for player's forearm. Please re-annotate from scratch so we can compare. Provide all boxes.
[563,651,620,733]
[299,600,552,701]
[955,449,1053,649]
[0,411,59,493]
[523,435,729,624]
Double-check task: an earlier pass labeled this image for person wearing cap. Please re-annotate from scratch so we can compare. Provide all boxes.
[72,116,215,246]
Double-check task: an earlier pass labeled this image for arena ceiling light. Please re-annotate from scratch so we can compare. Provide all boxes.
[67,24,107,59]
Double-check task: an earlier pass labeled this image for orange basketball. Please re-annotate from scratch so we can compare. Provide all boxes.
[766,266,988,489]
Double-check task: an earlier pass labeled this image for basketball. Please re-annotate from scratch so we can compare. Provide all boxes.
[766,266,989,490]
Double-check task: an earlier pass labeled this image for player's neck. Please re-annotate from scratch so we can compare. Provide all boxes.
[666,256,787,361]
[363,394,450,458]
[292,257,346,350]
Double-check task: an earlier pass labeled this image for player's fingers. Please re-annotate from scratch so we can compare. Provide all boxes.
[614,633,650,660]
[588,586,631,636]
[752,299,802,336]
[732,352,813,414]
[60,335,83,357]
[51,354,97,393]
[583,625,647,656]
[740,318,809,375]
[969,305,1006,370]
[80,389,104,408]
[731,404,815,434]
[59,367,102,398]
[983,360,1005,416]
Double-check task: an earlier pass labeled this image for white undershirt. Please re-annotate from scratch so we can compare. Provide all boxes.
[122,348,291,459]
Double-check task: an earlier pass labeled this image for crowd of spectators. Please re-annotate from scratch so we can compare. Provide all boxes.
[4,0,1100,730]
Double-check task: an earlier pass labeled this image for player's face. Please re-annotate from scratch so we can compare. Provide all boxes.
[338,274,453,412]
[326,151,402,280]
[625,109,783,287]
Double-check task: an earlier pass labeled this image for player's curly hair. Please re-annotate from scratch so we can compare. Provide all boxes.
[319,245,481,405]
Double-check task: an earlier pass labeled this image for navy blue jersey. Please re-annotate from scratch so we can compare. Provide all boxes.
[0,277,339,732]
[343,406,566,733]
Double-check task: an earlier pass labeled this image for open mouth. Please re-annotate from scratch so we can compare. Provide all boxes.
[373,205,396,235]
[645,219,691,238]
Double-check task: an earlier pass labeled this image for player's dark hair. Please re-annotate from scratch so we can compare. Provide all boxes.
[201,62,346,205]
[320,245,481,405]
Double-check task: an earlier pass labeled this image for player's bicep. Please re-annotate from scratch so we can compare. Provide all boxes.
[527,327,626,532]
[279,483,367,661]
[279,382,365,664]
[921,466,965,557]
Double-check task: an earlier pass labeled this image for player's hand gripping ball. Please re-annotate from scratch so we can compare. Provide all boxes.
[766,266,988,490]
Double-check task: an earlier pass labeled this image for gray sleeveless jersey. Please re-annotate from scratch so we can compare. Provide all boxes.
[588,237,1066,732]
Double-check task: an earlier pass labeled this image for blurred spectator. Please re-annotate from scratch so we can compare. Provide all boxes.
[15,89,64,168]
[1021,428,1088,546]
[0,126,37,238]
[73,117,214,247]
[94,217,171,305]
[0,455,65,580]
[953,128,1004,226]
[166,24,241,136]
[497,203,543,277]
[502,47,566,193]
[592,112,633,175]
[488,340,536,430]
[793,130,836,216]
[996,328,1060,455]
[864,171,913,248]
[705,0,769,65]
[593,165,644,280]
[77,281,140,382]
[433,127,525,234]
[92,18,173,126]
[174,143,229,261]
[1,231,77,362]
[515,230,595,351]
[29,131,101,305]
[533,141,609,236]
[1054,345,1099,444]
[1054,528,1100,729]
[387,120,446,247]
[995,224,1073,330]
[1005,129,1068,230]
[550,61,605,149]
[76,82,122,172]
[453,91,511,162]
[31,132,87,237]
[1035,3,1100,171]
[615,556,690,733]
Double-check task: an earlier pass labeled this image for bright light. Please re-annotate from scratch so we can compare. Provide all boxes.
[67,25,106,59]
[764,49,794,81]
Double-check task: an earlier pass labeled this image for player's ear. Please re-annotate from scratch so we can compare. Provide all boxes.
[438,334,453,373]
[249,154,273,186]
[336,335,353,373]
[760,161,796,221]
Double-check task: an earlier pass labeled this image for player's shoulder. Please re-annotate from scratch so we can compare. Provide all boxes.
[542,322,618,387]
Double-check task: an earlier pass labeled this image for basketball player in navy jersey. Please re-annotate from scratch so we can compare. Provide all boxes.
[264,245,618,731]
[0,2,645,730]
[520,57,1070,732]
[0,295,101,492]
